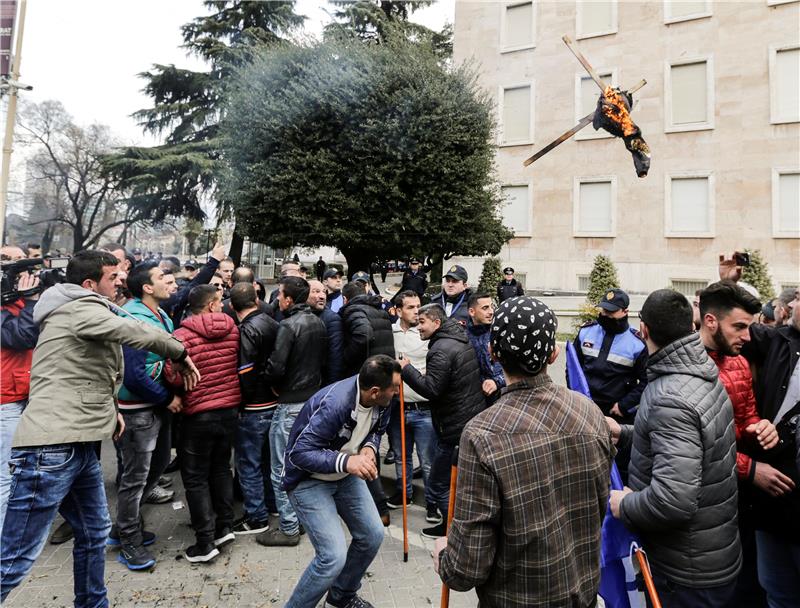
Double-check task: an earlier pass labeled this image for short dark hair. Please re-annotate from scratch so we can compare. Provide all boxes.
[467,292,492,309]
[213,272,224,280]
[280,276,309,304]
[159,258,179,274]
[127,262,159,299]
[188,284,219,314]
[342,281,366,302]
[26,242,41,250]
[699,280,761,319]
[640,289,693,349]
[358,354,401,390]
[100,242,126,255]
[230,282,257,312]
[418,303,446,324]
[66,250,119,285]
[395,290,420,308]
[232,266,255,285]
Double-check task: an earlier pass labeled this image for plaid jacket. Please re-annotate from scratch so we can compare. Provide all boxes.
[438,374,613,608]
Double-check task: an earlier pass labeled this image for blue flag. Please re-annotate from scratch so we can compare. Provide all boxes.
[565,341,644,608]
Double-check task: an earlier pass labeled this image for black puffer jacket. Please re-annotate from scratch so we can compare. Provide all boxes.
[340,294,395,377]
[402,319,485,445]
[265,304,327,404]
[618,333,741,588]
[237,310,279,407]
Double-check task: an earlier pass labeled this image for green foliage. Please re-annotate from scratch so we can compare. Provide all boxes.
[220,36,512,271]
[575,302,601,331]
[741,249,775,301]
[586,255,620,305]
[477,257,503,297]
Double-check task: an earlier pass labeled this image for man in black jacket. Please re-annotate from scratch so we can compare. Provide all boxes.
[496,267,525,303]
[222,266,272,324]
[400,303,485,538]
[259,276,327,547]
[308,280,345,385]
[400,258,428,299]
[162,243,227,327]
[230,283,279,536]
[340,281,395,377]
[429,265,471,326]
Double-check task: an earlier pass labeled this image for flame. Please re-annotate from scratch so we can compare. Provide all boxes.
[602,86,637,137]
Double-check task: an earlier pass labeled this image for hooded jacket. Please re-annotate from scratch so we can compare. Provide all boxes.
[13,284,185,447]
[401,318,485,445]
[618,333,741,588]
[340,294,395,377]
[172,312,240,416]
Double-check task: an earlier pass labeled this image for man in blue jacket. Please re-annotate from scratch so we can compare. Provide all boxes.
[282,355,400,608]
[466,293,506,406]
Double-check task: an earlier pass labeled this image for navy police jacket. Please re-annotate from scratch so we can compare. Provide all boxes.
[571,321,648,416]
[282,376,390,492]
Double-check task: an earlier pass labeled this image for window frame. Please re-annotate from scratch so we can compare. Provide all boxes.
[501,182,533,237]
[769,43,800,125]
[664,170,715,238]
[663,0,712,24]
[498,81,536,147]
[576,0,618,40]
[572,175,617,238]
[500,1,537,54]
[664,55,715,133]
[772,167,800,238]
[767,0,798,6]
[574,68,619,140]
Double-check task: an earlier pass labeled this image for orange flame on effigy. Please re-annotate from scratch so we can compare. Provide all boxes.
[602,86,637,138]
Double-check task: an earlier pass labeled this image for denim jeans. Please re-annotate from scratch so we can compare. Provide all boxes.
[269,402,304,535]
[179,408,237,545]
[144,408,172,498]
[235,409,277,522]
[649,570,736,608]
[428,437,456,520]
[0,400,26,532]
[1,442,111,608]
[756,529,800,608]
[388,402,435,504]
[286,475,384,608]
[115,409,161,545]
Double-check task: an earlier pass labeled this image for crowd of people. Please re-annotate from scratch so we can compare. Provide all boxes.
[0,240,798,608]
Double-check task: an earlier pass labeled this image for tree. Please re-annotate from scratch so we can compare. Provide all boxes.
[477,257,503,298]
[741,249,775,300]
[220,36,512,274]
[586,254,620,305]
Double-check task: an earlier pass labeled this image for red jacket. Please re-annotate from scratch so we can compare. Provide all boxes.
[171,312,241,416]
[1,299,37,403]
[709,350,761,479]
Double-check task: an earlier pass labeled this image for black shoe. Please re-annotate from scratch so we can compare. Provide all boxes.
[117,542,156,571]
[386,493,413,510]
[49,520,74,544]
[233,518,269,535]
[421,522,447,539]
[107,525,156,547]
[383,452,396,465]
[325,594,376,608]
[413,466,423,479]
[157,475,173,488]
[164,456,180,474]
[255,527,300,547]
[214,527,235,548]
[426,505,442,524]
[184,543,219,563]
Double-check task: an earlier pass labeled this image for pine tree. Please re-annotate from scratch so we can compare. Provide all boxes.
[741,249,775,300]
[477,257,504,298]
[586,255,620,304]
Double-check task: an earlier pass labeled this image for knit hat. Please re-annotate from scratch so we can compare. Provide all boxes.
[490,296,557,375]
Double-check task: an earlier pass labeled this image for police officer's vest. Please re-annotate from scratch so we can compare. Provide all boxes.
[578,323,644,369]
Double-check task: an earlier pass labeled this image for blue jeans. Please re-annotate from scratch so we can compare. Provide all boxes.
[286,475,384,608]
[388,402,435,504]
[269,402,304,535]
[235,409,277,522]
[756,529,800,608]
[1,443,111,607]
[0,400,26,532]
[428,437,456,520]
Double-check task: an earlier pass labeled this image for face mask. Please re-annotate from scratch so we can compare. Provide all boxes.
[598,314,629,335]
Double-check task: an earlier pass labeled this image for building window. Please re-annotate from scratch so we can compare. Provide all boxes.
[663,0,712,23]
[500,1,535,53]
[575,69,617,140]
[578,275,590,291]
[665,172,714,237]
[499,83,534,145]
[770,45,800,124]
[665,57,715,132]
[671,279,709,297]
[576,1,617,39]
[501,184,532,234]
[573,177,616,237]
[772,169,800,238]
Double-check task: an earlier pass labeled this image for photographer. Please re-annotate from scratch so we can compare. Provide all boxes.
[0,246,41,531]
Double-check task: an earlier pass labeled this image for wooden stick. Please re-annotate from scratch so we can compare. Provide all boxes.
[626,78,647,95]
[399,382,409,562]
[440,452,459,608]
[635,548,662,608]
[562,35,607,91]
[523,112,594,167]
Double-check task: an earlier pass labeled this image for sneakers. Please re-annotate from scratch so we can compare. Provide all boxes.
[157,475,173,488]
[426,505,442,524]
[214,527,236,548]
[255,527,300,547]
[421,522,447,539]
[383,451,396,465]
[107,525,156,547]
[184,543,220,563]
[49,520,74,545]
[145,485,175,504]
[117,542,156,571]
[325,594,376,608]
[164,456,180,473]
[386,493,413,510]
[233,517,270,535]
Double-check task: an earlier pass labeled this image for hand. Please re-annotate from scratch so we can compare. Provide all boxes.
[359,445,376,461]
[481,379,498,396]
[433,536,448,575]
[17,273,41,300]
[752,461,795,496]
[718,254,742,282]
[211,243,227,262]
[609,487,632,519]
[173,355,201,392]
[398,357,410,369]
[746,420,779,450]
[610,403,623,417]
[605,416,621,445]
[346,454,378,481]
[113,412,125,441]
[167,395,183,414]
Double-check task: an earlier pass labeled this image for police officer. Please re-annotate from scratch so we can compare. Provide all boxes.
[497,267,524,303]
[400,258,428,299]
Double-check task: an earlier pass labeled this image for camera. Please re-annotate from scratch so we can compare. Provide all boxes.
[733,252,751,267]
[0,257,68,306]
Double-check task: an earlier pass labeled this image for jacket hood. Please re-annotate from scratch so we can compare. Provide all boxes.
[431,318,468,345]
[344,294,383,310]
[33,283,106,324]
[647,333,718,383]
[180,312,235,340]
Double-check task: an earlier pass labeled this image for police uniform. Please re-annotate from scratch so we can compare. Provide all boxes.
[497,267,525,303]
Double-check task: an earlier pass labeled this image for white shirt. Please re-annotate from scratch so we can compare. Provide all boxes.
[392,320,428,403]
[775,358,800,424]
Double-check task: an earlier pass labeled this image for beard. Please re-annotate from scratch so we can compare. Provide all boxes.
[711,326,738,356]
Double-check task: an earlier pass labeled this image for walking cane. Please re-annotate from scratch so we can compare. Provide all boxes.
[440,446,459,608]
[399,382,409,563]
[635,547,662,608]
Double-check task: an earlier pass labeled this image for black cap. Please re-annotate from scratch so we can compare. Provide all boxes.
[132,248,142,255]
[184,260,197,270]
[598,288,630,312]
[503,267,514,274]
[409,257,421,264]
[323,268,343,280]
[443,264,468,282]
[351,271,370,283]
